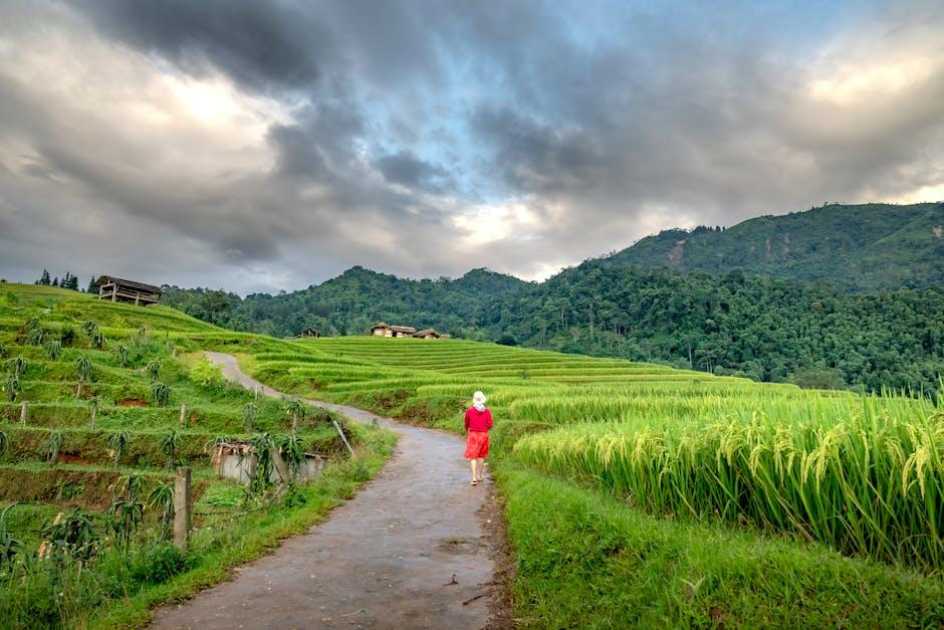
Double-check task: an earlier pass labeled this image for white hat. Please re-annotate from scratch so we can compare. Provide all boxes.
[472,390,487,405]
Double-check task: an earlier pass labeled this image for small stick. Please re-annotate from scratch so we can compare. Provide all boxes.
[331,418,354,456]
[179,403,188,428]
[20,401,28,424]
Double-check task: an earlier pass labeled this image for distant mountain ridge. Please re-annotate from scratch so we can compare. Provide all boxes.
[608,202,944,290]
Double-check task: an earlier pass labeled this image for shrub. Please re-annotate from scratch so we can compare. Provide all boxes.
[190,358,224,389]
[151,382,172,407]
[43,339,62,360]
[60,326,76,346]
[146,360,161,382]
[129,543,188,584]
[114,345,129,368]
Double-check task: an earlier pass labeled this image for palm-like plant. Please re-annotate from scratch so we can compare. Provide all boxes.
[91,330,106,350]
[279,433,305,479]
[114,345,129,368]
[0,503,22,573]
[108,496,144,553]
[243,402,258,433]
[43,430,64,464]
[25,318,44,346]
[3,372,18,403]
[40,508,98,563]
[160,430,180,469]
[146,360,161,382]
[88,396,100,428]
[82,320,98,338]
[75,356,93,397]
[9,356,27,379]
[107,431,129,466]
[147,482,174,541]
[248,432,275,496]
[285,399,307,434]
[44,339,62,361]
[151,382,172,407]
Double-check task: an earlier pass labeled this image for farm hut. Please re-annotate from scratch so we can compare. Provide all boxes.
[413,328,442,339]
[95,276,161,306]
[300,327,320,338]
[370,322,417,338]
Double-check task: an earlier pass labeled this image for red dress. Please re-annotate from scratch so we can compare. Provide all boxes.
[464,406,493,459]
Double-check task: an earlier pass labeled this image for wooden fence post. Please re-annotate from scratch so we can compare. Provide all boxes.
[174,467,192,552]
[331,419,355,457]
[20,401,28,424]
[179,404,188,428]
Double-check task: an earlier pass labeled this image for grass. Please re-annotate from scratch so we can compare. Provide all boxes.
[0,283,398,628]
[499,465,944,629]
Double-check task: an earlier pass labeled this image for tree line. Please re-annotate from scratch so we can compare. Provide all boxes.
[159,263,944,395]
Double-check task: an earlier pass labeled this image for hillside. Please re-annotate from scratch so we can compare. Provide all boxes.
[161,261,944,394]
[609,202,944,290]
[160,266,528,338]
[0,283,392,627]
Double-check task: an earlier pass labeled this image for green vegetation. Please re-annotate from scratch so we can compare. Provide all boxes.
[0,283,395,628]
[610,202,944,291]
[246,334,944,628]
[161,231,944,395]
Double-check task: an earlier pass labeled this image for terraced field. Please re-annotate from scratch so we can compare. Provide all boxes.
[0,285,392,628]
[246,335,944,628]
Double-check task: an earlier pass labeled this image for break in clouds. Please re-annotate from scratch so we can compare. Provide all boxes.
[0,0,943,293]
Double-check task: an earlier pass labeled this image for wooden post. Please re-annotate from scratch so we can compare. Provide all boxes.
[331,419,355,457]
[179,404,188,428]
[20,401,28,424]
[173,467,192,551]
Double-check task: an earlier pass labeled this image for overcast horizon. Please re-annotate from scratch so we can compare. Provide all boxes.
[1,1,943,295]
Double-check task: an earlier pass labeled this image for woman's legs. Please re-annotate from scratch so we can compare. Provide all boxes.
[476,458,485,481]
[469,458,478,483]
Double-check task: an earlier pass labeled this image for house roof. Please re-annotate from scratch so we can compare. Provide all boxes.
[414,328,440,336]
[95,276,162,294]
[390,325,417,333]
[371,322,390,329]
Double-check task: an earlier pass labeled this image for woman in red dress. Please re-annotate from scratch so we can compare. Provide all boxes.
[464,390,493,486]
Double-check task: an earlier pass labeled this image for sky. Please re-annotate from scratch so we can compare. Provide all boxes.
[0,1,942,294]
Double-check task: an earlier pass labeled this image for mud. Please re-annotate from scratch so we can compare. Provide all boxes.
[149,352,497,629]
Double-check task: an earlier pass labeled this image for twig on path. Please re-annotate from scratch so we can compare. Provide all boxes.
[462,592,488,606]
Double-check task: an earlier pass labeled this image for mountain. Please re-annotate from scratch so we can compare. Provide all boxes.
[159,202,944,393]
[608,202,944,290]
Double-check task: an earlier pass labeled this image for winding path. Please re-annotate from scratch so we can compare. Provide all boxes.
[150,352,495,629]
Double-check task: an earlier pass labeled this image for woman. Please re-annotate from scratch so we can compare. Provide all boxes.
[464,391,493,486]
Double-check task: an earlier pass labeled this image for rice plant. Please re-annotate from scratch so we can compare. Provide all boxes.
[151,382,172,407]
[514,404,944,571]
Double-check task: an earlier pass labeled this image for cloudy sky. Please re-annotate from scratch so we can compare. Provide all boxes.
[1,1,942,293]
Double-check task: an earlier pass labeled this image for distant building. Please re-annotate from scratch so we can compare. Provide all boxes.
[94,276,161,306]
[370,322,418,338]
[414,328,442,339]
[299,327,320,338]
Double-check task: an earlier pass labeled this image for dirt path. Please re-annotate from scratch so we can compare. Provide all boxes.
[150,352,496,629]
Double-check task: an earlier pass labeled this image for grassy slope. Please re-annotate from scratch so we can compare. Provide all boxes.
[267,336,944,629]
[0,284,397,629]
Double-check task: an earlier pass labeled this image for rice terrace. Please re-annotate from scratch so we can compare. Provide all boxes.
[0,281,942,628]
[3,1,944,629]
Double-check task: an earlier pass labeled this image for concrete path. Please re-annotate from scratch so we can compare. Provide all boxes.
[150,352,495,630]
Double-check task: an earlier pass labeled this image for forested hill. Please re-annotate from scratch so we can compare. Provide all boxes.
[609,202,944,290]
[160,266,529,338]
[160,262,944,394]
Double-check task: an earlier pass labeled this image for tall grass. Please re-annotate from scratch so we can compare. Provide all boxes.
[514,402,944,571]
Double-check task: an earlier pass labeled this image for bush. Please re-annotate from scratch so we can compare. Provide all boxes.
[129,543,188,585]
[190,358,225,389]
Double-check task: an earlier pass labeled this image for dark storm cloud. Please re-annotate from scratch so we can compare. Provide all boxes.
[72,0,327,93]
[374,151,450,192]
[1,0,943,292]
